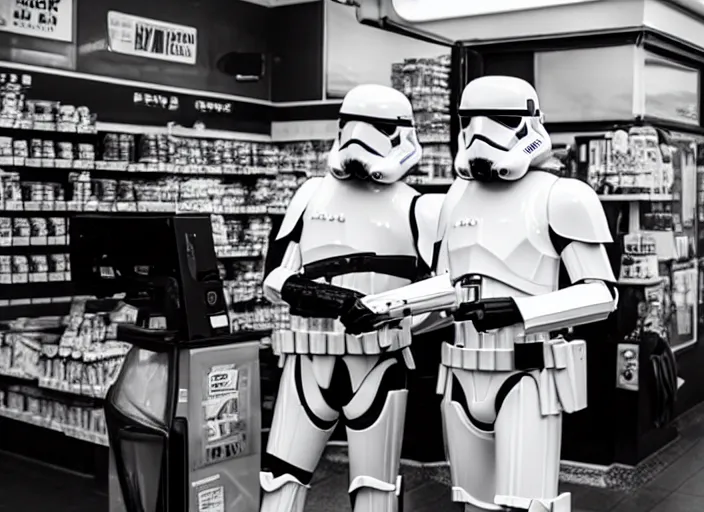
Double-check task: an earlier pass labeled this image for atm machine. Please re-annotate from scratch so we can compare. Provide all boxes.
[70,214,269,512]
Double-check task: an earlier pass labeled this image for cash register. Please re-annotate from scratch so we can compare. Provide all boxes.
[70,214,269,512]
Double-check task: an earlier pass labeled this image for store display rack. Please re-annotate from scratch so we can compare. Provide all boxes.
[574,126,699,350]
[0,69,327,446]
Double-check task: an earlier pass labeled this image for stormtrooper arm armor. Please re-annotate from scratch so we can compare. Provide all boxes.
[409,193,453,333]
[361,273,458,320]
[262,178,362,317]
[262,241,302,305]
[512,178,619,334]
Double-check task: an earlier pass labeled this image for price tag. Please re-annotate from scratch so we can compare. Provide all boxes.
[49,272,64,282]
[54,159,72,169]
[41,159,56,168]
[13,157,25,166]
[25,201,40,211]
[0,156,12,166]
[34,122,55,132]
[57,123,77,133]
[30,273,48,283]
[12,274,28,284]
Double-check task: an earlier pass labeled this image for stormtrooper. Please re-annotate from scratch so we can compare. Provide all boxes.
[260,83,441,512]
[341,76,619,512]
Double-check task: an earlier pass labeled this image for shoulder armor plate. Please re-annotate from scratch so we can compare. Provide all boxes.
[276,177,324,240]
[548,178,612,244]
[437,179,468,242]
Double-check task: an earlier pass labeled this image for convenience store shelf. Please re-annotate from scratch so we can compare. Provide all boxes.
[618,277,665,286]
[38,377,109,400]
[0,281,74,300]
[406,177,454,186]
[0,201,286,216]
[0,407,108,446]
[598,193,674,202]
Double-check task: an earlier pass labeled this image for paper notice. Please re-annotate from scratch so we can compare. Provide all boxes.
[197,486,225,512]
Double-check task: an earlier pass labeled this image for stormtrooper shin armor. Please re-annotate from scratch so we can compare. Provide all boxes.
[356,77,618,512]
[260,84,438,512]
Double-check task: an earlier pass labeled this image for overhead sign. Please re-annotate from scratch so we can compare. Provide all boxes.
[392,0,601,22]
[107,11,197,66]
[0,0,74,42]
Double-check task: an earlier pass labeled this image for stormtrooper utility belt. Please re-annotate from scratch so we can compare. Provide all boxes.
[271,315,415,368]
[437,334,587,416]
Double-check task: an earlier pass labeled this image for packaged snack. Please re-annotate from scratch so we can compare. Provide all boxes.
[30,217,48,245]
[12,217,30,245]
[29,255,48,282]
[49,253,67,281]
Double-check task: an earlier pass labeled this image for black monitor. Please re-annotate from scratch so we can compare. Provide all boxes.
[70,214,229,342]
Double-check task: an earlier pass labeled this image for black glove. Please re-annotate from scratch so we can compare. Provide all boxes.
[452,297,523,332]
[339,299,399,335]
[280,275,363,318]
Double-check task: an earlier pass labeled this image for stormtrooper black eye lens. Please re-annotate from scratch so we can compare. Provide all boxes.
[373,123,396,136]
[459,116,472,129]
[339,119,348,129]
[492,116,522,128]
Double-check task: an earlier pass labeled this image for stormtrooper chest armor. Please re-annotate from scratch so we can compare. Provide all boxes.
[298,177,418,267]
[445,171,561,299]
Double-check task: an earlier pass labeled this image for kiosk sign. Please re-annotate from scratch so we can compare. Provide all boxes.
[107,11,197,65]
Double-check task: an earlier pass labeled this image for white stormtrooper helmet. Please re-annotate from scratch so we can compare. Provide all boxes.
[454,76,552,182]
[328,84,422,184]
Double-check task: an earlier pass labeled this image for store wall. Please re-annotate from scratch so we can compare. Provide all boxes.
[269,0,324,102]
[1,0,327,104]
[77,0,271,99]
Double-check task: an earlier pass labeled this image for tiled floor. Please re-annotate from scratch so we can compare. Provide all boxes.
[5,425,704,512]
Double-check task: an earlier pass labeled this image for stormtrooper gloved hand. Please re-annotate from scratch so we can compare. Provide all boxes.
[452,297,524,332]
[280,275,364,318]
[340,298,402,335]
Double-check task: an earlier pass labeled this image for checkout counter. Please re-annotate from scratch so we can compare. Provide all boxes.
[70,214,268,512]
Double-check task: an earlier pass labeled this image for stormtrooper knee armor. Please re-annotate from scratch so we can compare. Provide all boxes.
[260,83,443,512]
[343,76,619,512]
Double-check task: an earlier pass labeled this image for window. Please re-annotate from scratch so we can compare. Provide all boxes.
[643,52,700,126]
[535,45,637,123]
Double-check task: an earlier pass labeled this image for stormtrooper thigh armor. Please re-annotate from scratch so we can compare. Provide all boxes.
[261,353,407,512]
